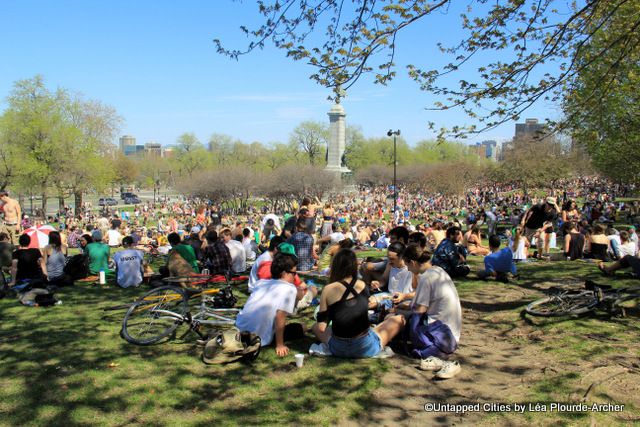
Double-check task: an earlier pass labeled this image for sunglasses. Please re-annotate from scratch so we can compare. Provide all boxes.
[285,270,298,275]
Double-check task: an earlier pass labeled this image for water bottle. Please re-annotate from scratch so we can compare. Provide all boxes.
[99,269,106,285]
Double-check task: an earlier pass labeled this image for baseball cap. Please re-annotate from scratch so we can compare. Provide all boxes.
[277,243,297,257]
[546,196,556,204]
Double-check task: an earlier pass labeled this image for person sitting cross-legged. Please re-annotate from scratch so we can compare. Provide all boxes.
[113,236,145,288]
[236,252,306,357]
[8,234,45,291]
[312,248,405,358]
[431,226,470,278]
[404,248,462,379]
[477,235,517,282]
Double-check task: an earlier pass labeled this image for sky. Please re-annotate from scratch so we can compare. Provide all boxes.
[0,1,561,148]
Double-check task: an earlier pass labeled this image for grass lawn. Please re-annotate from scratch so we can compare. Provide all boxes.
[1,250,638,426]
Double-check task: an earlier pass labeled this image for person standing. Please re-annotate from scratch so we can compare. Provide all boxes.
[0,191,22,245]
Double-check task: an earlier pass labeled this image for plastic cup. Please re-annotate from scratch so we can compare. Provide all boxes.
[294,353,304,368]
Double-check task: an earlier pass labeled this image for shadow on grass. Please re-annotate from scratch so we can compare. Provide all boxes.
[0,284,388,426]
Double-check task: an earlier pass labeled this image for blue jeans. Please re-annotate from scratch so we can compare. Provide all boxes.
[328,329,382,358]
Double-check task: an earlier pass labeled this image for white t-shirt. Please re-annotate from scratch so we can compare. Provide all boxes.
[619,241,637,257]
[106,229,122,247]
[412,266,462,342]
[248,251,272,292]
[388,266,413,295]
[235,278,297,346]
[242,237,256,261]
[329,231,345,244]
[226,239,247,273]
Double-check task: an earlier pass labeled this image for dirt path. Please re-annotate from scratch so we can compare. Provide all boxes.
[345,281,640,426]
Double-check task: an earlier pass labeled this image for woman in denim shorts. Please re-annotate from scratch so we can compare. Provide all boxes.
[312,249,405,358]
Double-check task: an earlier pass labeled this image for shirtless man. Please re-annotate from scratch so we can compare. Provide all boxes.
[0,191,21,245]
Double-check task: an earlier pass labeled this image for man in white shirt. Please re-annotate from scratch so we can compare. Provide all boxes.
[221,228,246,273]
[106,226,122,247]
[242,228,257,261]
[236,252,305,356]
[412,263,462,379]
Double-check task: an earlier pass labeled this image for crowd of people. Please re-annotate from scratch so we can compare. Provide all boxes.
[1,176,638,379]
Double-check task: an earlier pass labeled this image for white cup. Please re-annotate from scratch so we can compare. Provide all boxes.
[294,353,304,368]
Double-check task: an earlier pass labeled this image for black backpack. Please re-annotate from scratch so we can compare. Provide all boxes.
[64,254,90,280]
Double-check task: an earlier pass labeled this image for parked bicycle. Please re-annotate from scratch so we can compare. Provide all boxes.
[525,280,640,318]
[121,274,242,345]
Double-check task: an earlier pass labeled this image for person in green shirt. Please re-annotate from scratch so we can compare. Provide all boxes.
[85,230,111,275]
[167,232,199,273]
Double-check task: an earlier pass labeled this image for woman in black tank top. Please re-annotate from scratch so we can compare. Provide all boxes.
[312,249,405,358]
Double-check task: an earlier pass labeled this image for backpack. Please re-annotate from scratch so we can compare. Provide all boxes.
[64,254,89,280]
[19,288,58,307]
[404,312,457,358]
[202,327,261,364]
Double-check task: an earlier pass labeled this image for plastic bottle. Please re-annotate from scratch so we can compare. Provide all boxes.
[99,269,106,285]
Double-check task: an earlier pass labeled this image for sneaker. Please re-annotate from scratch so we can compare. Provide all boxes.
[434,360,461,379]
[418,356,445,371]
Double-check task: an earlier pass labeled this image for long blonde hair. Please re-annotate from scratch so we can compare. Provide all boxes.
[512,226,523,250]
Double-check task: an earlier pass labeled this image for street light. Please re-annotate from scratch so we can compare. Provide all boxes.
[387,129,401,222]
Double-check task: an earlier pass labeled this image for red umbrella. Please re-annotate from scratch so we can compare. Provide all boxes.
[23,225,57,248]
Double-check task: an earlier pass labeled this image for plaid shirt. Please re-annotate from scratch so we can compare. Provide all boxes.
[287,232,315,271]
[203,241,232,274]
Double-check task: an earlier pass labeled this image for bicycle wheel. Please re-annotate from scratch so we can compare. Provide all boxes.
[122,285,189,345]
[525,291,598,317]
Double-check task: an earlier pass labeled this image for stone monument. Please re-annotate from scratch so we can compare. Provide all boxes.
[325,98,351,176]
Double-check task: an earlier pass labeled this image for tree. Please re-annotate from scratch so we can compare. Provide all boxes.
[216,1,640,138]
[208,133,238,165]
[289,121,328,165]
[111,152,138,193]
[3,76,70,211]
[493,137,572,197]
[0,113,21,191]
[562,1,640,183]
[58,94,122,209]
[174,133,207,177]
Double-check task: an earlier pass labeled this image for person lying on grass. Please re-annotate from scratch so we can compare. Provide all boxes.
[312,248,405,358]
[599,255,640,278]
[236,252,306,357]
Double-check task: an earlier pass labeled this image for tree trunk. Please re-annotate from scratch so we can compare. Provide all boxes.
[58,189,65,213]
[41,191,47,218]
[74,191,83,213]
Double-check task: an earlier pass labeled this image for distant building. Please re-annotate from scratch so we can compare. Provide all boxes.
[144,142,162,159]
[162,146,175,159]
[119,135,136,152]
[471,140,500,161]
[124,144,145,158]
[514,118,547,141]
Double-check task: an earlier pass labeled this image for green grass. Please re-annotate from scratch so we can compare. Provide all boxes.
[2,247,639,426]
[0,282,387,426]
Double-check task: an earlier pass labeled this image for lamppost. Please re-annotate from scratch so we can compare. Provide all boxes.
[387,129,400,222]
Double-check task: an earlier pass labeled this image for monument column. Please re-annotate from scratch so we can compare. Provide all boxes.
[325,103,351,174]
